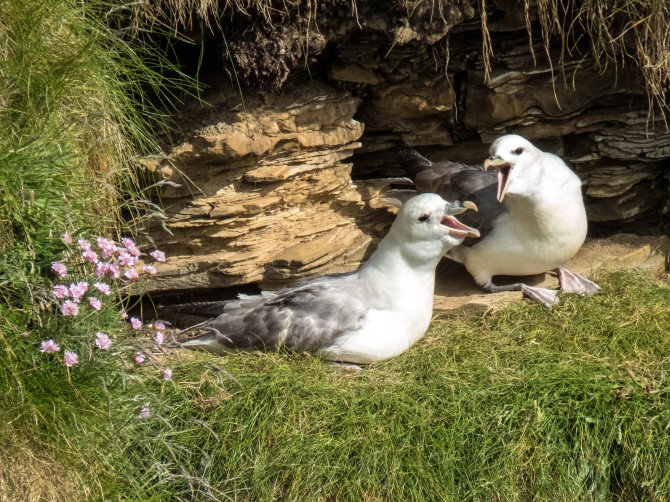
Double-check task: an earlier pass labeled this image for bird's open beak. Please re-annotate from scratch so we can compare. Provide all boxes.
[441,201,480,238]
[484,156,512,203]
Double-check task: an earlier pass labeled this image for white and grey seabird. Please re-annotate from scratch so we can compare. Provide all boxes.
[177,193,479,364]
[397,134,599,308]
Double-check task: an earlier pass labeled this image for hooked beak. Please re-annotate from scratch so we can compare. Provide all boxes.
[484,156,512,203]
[441,201,480,238]
[445,200,478,216]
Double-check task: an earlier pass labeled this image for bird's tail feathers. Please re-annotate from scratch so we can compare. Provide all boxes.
[171,300,231,317]
[179,330,234,354]
[175,321,235,353]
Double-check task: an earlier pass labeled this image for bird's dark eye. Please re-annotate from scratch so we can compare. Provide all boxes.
[418,214,430,223]
[513,147,524,155]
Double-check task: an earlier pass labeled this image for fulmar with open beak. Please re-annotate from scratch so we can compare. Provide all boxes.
[397,134,599,308]
[175,193,479,364]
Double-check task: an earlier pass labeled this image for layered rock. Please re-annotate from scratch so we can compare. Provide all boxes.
[328,11,669,234]
[143,0,669,297]
[459,48,669,230]
[141,83,394,294]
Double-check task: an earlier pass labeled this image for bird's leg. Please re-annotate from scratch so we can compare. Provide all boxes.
[480,279,560,308]
[555,267,600,296]
[329,362,363,371]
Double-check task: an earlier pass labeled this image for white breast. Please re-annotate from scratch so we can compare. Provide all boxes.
[319,268,435,364]
[320,306,432,364]
[461,184,587,284]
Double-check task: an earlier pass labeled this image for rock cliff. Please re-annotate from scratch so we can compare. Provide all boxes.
[141,0,669,296]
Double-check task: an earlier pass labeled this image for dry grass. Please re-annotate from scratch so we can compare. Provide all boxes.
[0,435,85,502]
[527,0,670,120]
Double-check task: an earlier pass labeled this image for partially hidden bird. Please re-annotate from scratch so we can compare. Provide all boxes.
[175,193,480,364]
[397,134,599,308]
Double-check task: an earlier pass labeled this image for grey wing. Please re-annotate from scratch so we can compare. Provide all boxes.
[397,147,505,243]
[210,278,368,352]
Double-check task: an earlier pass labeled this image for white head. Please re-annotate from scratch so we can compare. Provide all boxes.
[384,193,479,267]
[484,134,545,202]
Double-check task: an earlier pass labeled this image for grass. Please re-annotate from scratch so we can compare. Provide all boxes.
[0,0,187,313]
[2,270,669,500]
[0,1,185,498]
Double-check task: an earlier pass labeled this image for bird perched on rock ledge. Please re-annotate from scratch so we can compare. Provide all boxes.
[397,134,599,308]
[175,193,479,364]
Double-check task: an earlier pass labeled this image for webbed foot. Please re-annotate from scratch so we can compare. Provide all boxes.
[520,284,560,308]
[557,268,600,296]
[481,279,560,309]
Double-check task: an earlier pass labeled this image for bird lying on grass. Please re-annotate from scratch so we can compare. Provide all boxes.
[397,134,599,308]
[175,193,479,364]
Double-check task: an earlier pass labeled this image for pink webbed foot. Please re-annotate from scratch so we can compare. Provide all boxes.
[556,268,600,297]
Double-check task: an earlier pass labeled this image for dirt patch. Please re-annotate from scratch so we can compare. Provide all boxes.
[200,0,476,89]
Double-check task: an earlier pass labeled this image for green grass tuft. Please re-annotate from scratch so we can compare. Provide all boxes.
[0,0,187,312]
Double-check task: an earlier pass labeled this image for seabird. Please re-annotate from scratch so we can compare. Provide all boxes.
[176,193,480,363]
[397,134,599,308]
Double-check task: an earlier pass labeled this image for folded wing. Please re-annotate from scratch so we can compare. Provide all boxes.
[179,276,369,352]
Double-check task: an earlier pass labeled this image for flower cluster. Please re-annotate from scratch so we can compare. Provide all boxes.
[41,233,167,372]
[49,234,165,320]
[40,232,173,419]
[51,235,161,302]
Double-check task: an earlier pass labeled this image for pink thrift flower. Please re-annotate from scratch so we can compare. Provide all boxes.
[118,252,136,267]
[88,296,102,311]
[52,285,69,299]
[78,238,91,251]
[60,300,79,316]
[94,282,111,295]
[97,237,117,258]
[39,339,61,353]
[130,317,142,330]
[51,262,68,278]
[121,238,141,257]
[153,331,164,346]
[63,351,79,367]
[161,368,173,381]
[138,404,151,420]
[68,281,88,300]
[62,233,73,245]
[96,236,112,250]
[142,264,157,275]
[109,263,121,279]
[134,352,145,365]
[95,262,110,278]
[124,268,139,280]
[82,249,99,264]
[154,321,166,331]
[149,250,166,263]
[120,310,128,320]
[94,332,112,350]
